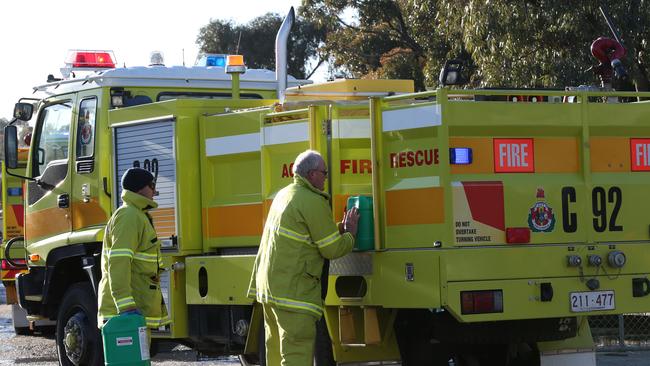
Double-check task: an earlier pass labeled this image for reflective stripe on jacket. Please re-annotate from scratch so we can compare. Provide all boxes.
[248,175,354,317]
[97,189,170,329]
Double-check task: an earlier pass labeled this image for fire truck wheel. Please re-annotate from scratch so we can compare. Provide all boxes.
[55,283,103,366]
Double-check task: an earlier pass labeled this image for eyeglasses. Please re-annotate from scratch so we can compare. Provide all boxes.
[314,169,328,177]
[148,182,156,191]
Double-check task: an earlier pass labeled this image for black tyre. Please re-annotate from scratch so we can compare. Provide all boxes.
[314,317,335,366]
[56,283,104,366]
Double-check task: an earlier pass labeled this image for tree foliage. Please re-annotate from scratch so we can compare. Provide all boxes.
[196,1,650,90]
[196,13,326,79]
[301,0,650,90]
[302,0,447,90]
[437,0,650,90]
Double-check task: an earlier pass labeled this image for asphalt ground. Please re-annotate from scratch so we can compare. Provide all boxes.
[1,284,649,365]
[0,283,238,365]
[0,303,240,365]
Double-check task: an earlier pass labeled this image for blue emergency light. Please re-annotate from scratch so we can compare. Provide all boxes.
[7,187,22,196]
[195,53,227,67]
[206,55,226,67]
[449,147,473,164]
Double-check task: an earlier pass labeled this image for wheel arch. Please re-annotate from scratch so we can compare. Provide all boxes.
[43,242,102,319]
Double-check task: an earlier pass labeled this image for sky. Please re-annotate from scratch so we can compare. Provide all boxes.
[0,0,305,120]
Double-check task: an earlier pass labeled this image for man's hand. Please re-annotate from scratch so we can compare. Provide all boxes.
[120,307,142,316]
[343,207,360,237]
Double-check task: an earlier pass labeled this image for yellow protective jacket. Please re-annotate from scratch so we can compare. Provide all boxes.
[248,175,354,318]
[97,189,170,329]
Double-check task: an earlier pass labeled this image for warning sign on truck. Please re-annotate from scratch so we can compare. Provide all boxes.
[452,181,505,244]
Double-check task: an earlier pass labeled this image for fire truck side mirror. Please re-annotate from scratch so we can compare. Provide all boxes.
[5,125,19,169]
[13,102,33,121]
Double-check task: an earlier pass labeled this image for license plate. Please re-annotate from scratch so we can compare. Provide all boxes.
[570,290,615,312]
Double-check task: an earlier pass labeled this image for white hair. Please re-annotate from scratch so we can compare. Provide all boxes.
[293,150,323,178]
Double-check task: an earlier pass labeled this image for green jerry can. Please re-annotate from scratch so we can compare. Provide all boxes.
[102,314,150,366]
[346,196,374,251]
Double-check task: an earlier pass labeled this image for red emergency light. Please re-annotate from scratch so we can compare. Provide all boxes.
[66,50,116,68]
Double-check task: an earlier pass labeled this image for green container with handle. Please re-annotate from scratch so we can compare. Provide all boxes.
[346,196,374,251]
[102,313,150,366]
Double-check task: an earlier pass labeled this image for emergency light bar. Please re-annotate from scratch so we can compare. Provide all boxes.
[226,55,246,74]
[194,53,245,71]
[208,55,226,67]
[195,53,227,67]
[65,50,116,69]
[149,51,165,66]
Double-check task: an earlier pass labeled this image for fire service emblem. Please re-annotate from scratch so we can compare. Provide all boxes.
[528,187,555,232]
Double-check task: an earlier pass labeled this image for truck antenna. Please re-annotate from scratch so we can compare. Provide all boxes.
[599,5,624,46]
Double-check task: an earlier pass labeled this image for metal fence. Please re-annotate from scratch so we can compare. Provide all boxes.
[590,314,650,350]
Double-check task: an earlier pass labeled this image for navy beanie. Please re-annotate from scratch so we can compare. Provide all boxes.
[121,168,155,193]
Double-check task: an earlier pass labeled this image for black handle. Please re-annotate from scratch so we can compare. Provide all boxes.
[57,194,70,208]
[103,177,111,198]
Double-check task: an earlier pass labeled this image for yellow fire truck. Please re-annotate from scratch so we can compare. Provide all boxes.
[1,158,28,333]
[6,8,650,366]
[0,147,55,335]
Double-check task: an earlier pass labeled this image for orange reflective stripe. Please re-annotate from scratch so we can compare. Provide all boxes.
[385,187,444,226]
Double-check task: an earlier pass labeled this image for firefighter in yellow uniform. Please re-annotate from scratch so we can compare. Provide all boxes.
[98,168,170,330]
[248,150,359,365]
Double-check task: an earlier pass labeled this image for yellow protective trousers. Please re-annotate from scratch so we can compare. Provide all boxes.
[263,303,318,366]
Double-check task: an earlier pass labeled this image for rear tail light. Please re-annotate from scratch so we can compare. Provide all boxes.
[461,290,504,314]
[506,227,531,244]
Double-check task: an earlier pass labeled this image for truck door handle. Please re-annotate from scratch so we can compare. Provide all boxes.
[57,194,70,208]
